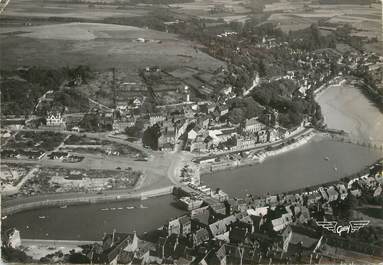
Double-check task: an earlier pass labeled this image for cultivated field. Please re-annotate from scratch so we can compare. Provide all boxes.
[170,0,251,22]
[1,0,149,20]
[265,1,382,54]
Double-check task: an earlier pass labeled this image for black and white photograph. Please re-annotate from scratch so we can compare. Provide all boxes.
[0,0,382,264]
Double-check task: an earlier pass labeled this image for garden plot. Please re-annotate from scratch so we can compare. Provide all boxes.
[19,167,141,196]
[1,131,66,160]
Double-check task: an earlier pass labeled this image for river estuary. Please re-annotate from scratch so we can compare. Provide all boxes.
[202,82,383,196]
[2,82,383,240]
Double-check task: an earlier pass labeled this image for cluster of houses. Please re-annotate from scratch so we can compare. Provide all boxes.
[70,162,383,265]
[136,39,352,153]
[32,88,302,155]
[3,163,382,264]
[18,27,382,159]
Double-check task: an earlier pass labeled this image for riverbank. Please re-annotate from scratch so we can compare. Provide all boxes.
[2,186,174,216]
[200,129,316,175]
[202,137,383,197]
[314,75,346,98]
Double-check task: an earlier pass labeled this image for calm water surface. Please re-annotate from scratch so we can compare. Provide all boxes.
[2,195,184,240]
[3,83,382,240]
[202,138,382,197]
[202,83,383,197]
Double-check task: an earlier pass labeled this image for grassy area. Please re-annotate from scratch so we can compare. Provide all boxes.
[18,167,141,196]
[4,131,66,152]
[0,22,224,72]
[64,135,110,145]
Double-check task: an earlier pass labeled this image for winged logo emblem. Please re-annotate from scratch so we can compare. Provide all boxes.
[316,220,369,236]
[316,221,337,233]
[349,220,370,233]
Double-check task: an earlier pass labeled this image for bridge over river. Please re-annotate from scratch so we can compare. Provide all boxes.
[322,128,383,150]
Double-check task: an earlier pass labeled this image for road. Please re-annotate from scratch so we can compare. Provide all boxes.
[195,127,314,160]
[2,130,192,214]
[3,126,313,213]
[1,167,40,196]
[21,239,101,246]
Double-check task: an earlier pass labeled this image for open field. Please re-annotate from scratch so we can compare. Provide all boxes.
[265,1,382,54]
[0,22,224,72]
[266,2,382,38]
[170,0,251,22]
[1,0,149,20]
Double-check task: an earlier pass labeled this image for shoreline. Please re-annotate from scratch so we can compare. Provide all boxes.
[1,186,174,216]
[200,129,317,175]
[2,76,376,218]
[313,75,346,99]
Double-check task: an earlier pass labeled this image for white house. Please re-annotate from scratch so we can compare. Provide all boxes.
[188,129,198,140]
[326,186,339,202]
[46,112,64,127]
[5,228,21,248]
[242,117,265,133]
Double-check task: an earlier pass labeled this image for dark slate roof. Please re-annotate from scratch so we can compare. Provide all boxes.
[290,232,319,249]
[229,227,248,243]
[209,215,236,237]
[179,215,191,226]
[194,228,210,246]
[93,233,135,264]
[117,251,134,264]
[225,244,259,262]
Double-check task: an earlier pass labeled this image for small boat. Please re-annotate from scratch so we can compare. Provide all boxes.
[126,206,134,210]
[60,205,67,209]
[111,208,116,210]
[39,216,47,219]
[324,157,329,161]
[139,204,148,209]
[117,207,123,210]
[101,208,109,211]
[1,216,7,220]
[334,167,338,171]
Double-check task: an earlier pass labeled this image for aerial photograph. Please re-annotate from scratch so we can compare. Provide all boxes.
[0,0,382,264]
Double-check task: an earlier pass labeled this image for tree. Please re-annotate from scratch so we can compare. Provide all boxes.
[258,59,267,77]
[335,194,358,220]
[66,252,90,264]
[228,108,245,124]
[1,247,33,263]
[125,120,145,138]
[79,113,99,132]
[142,124,161,150]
